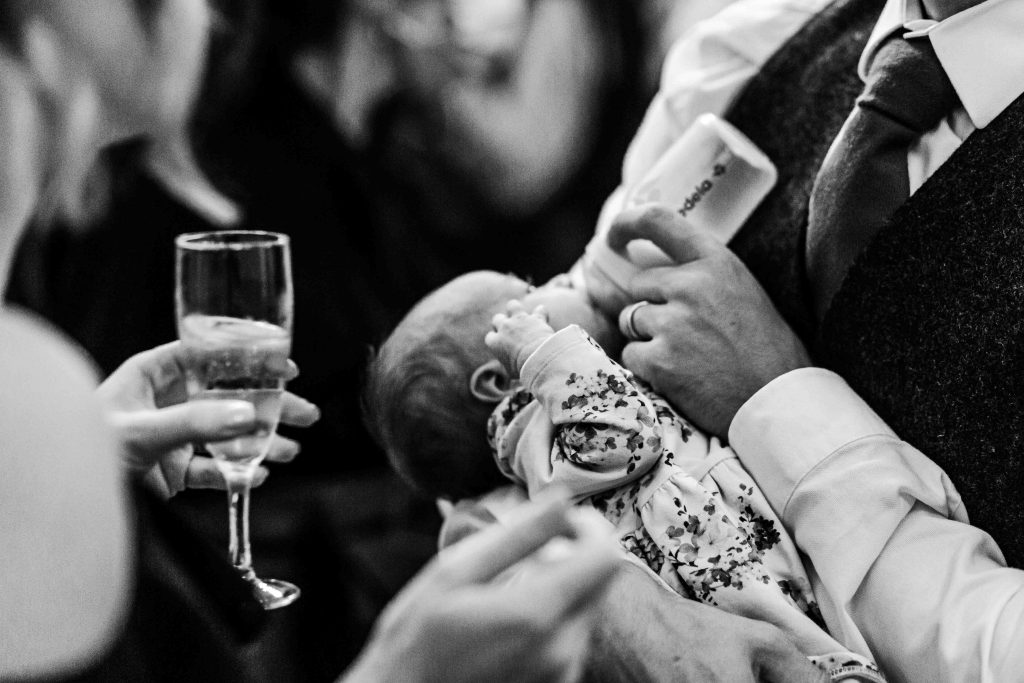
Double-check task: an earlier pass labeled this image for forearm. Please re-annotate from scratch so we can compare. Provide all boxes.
[850,505,1024,682]
[586,561,694,683]
[337,637,417,683]
[730,368,1024,680]
[621,0,829,187]
[790,445,1024,681]
[586,559,826,683]
[336,648,388,683]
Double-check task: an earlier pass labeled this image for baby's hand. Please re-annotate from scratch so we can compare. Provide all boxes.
[485,300,555,375]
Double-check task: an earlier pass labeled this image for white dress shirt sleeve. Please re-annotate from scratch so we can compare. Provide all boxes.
[621,0,833,188]
[585,0,832,254]
[730,368,1024,682]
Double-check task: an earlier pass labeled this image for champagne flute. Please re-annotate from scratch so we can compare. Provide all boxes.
[174,230,299,610]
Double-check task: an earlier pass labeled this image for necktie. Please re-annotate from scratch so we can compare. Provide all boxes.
[806,34,960,320]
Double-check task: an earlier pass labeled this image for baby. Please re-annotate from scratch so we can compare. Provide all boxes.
[365,270,883,682]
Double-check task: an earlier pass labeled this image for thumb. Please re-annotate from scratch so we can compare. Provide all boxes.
[112,400,256,461]
[608,203,721,265]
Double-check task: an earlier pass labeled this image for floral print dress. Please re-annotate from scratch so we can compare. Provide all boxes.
[488,326,884,679]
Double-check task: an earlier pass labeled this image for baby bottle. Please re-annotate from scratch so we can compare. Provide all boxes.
[580,113,778,313]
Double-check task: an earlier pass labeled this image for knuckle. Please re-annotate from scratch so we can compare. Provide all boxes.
[660,303,693,331]
[662,270,695,296]
[647,352,677,381]
[620,345,643,372]
[719,252,750,282]
[623,345,661,380]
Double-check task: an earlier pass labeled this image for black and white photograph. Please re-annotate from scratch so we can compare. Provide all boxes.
[1,0,1021,681]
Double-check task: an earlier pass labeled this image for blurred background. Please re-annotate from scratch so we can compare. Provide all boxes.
[7,0,732,679]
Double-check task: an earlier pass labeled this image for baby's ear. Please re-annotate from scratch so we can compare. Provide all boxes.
[470,359,512,403]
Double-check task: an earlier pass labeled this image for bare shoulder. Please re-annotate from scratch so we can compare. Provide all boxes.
[0,308,107,470]
[0,308,132,678]
[0,305,100,387]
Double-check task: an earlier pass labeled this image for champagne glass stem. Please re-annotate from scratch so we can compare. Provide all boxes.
[225,469,256,580]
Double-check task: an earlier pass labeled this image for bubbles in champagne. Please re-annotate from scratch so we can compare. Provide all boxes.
[179,314,291,393]
[179,314,291,465]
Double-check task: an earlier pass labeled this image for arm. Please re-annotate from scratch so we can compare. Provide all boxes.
[433,492,828,683]
[730,370,1024,682]
[613,208,1024,681]
[0,311,130,678]
[587,559,828,683]
[578,0,831,315]
[487,306,662,499]
[621,0,833,188]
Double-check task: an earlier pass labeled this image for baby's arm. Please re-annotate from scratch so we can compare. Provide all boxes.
[487,303,663,490]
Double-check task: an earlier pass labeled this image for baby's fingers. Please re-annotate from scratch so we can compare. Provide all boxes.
[531,305,548,322]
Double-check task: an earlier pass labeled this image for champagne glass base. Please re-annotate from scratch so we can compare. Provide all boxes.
[249,577,301,610]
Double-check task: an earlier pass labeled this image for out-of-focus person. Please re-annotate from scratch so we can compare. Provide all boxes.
[9,0,654,477]
[3,2,651,676]
[0,2,625,682]
[0,0,242,676]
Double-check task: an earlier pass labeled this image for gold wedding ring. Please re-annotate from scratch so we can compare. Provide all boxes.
[620,300,652,341]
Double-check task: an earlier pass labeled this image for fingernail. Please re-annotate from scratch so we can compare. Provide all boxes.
[252,467,269,487]
[298,400,321,423]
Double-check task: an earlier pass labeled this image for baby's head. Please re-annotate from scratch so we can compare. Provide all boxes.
[365,270,619,500]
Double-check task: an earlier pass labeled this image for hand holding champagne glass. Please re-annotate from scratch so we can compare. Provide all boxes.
[175,230,299,609]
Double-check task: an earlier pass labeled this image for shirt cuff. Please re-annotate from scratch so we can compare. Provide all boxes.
[727,367,897,514]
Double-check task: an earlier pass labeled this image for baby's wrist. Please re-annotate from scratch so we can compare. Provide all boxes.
[515,335,551,374]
